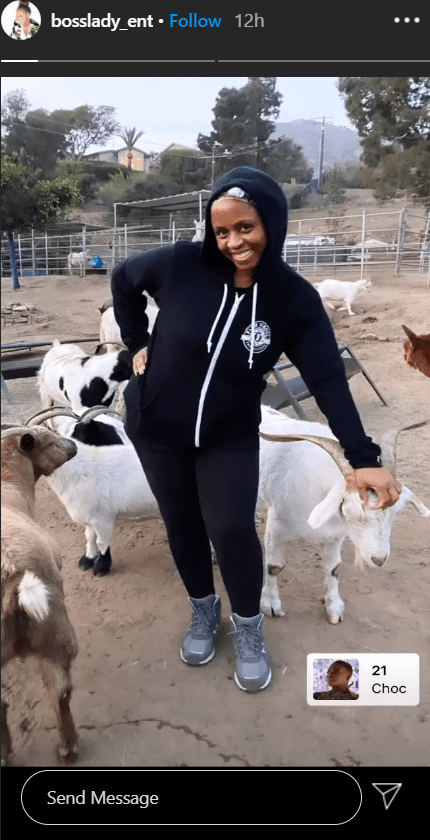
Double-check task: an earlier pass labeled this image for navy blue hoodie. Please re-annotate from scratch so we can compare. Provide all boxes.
[111,167,381,467]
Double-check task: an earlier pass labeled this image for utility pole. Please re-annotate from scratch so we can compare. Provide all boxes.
[313,116,333,190]
[318,116,325,190]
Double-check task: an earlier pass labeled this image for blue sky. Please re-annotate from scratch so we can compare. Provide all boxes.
[1,76,353,154]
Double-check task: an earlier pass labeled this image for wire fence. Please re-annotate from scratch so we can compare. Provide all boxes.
[2,209,429,284]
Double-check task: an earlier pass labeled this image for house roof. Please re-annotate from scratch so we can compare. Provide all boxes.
[83,147,150,158]
[115,147,150,156]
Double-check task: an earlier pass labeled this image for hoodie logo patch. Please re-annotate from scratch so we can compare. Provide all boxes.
[241,321,271,354]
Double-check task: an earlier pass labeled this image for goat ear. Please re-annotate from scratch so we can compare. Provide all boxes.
[403,486,430,517]
[20,433,35,452]
[308,479,345,530]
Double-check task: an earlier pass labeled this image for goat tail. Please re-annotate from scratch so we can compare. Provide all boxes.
[18,570,51,622]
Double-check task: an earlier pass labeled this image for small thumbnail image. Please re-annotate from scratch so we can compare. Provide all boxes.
[2,2,40,40]
[313,658,359,700]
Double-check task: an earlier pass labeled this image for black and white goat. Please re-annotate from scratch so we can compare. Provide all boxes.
[26,407,160,576]
[37,340,133,416]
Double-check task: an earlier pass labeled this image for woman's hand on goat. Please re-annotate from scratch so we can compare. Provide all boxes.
[346,468,400,509]
[133,347,148,376]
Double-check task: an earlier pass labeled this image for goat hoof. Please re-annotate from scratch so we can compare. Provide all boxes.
[93,560,111,576]
[56,744,78,765]
[79,555,94,571]
[93,548,112,576]
[326,610,344,624]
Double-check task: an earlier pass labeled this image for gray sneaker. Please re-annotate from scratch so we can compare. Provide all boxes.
[180,594,221,665]
[229,612,272,691]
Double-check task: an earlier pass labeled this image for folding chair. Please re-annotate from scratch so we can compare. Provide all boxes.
[261,344,388,420]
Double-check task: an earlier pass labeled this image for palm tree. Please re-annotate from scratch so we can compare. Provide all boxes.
[117,126,145,175]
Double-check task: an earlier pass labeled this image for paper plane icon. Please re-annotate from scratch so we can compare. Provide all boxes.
[372,783,402,810]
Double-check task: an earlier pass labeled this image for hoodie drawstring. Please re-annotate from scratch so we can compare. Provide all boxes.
[248,282,258,369]
[207,283,228,353]
[207,281,258,368]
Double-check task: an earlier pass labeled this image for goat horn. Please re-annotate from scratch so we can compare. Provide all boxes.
[402,325,414,339]
[379,419,429,479]
[259,432,352,477]
[93,341,127,351]
[77,406,123,424]
[1,426,36,440]
[24,406,79,425]
[99,298,113,313]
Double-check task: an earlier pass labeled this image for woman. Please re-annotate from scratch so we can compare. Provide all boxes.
[10,1,39,39]
[111,167,398,693]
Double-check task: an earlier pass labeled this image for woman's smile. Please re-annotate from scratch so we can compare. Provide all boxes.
[211,199,267,277]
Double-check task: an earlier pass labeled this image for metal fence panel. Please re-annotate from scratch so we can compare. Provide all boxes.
[2,210,429,283]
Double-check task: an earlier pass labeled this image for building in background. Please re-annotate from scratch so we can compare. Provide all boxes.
[83,147,152,173]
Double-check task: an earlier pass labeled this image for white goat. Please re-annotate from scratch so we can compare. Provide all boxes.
[27,407,160,577]
[67,251,90,276]
[99,305,125,353]
[258,406,429,623]
[99,300,158,354]
[37,340,133,417]
[313,278,372,316]
[1,420,79,766]
[192,220,205,242]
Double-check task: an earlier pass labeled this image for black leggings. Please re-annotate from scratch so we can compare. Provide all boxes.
[131,440,263,617]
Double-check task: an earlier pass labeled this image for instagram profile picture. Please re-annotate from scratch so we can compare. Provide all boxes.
[313,659,359,700]
[2,1,40,39]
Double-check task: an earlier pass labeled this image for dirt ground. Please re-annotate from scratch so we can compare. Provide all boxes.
[1,264,429,770]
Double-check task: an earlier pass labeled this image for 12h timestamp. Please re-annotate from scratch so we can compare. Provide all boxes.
[235,14,265,27]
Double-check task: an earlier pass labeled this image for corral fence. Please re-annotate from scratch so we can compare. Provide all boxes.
[283,208,429,280]
[2,209,429,283]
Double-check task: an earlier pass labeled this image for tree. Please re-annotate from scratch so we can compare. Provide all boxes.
[117,126,145,175]
[337,77,430,202]
[59,105,119,160]
[1,151,81,289]
[324,166,347,204]
[2,90,69,175]
[2,92,119,167]
[1,88,30,128]
[197,78,311,184]
[259,137,313,184]
[3,107,70,176]
[198,78,281,170]
[158,148,207,191]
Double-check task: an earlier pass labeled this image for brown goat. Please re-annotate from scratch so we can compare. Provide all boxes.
[1,425,79,766]
[402,325,430,378]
